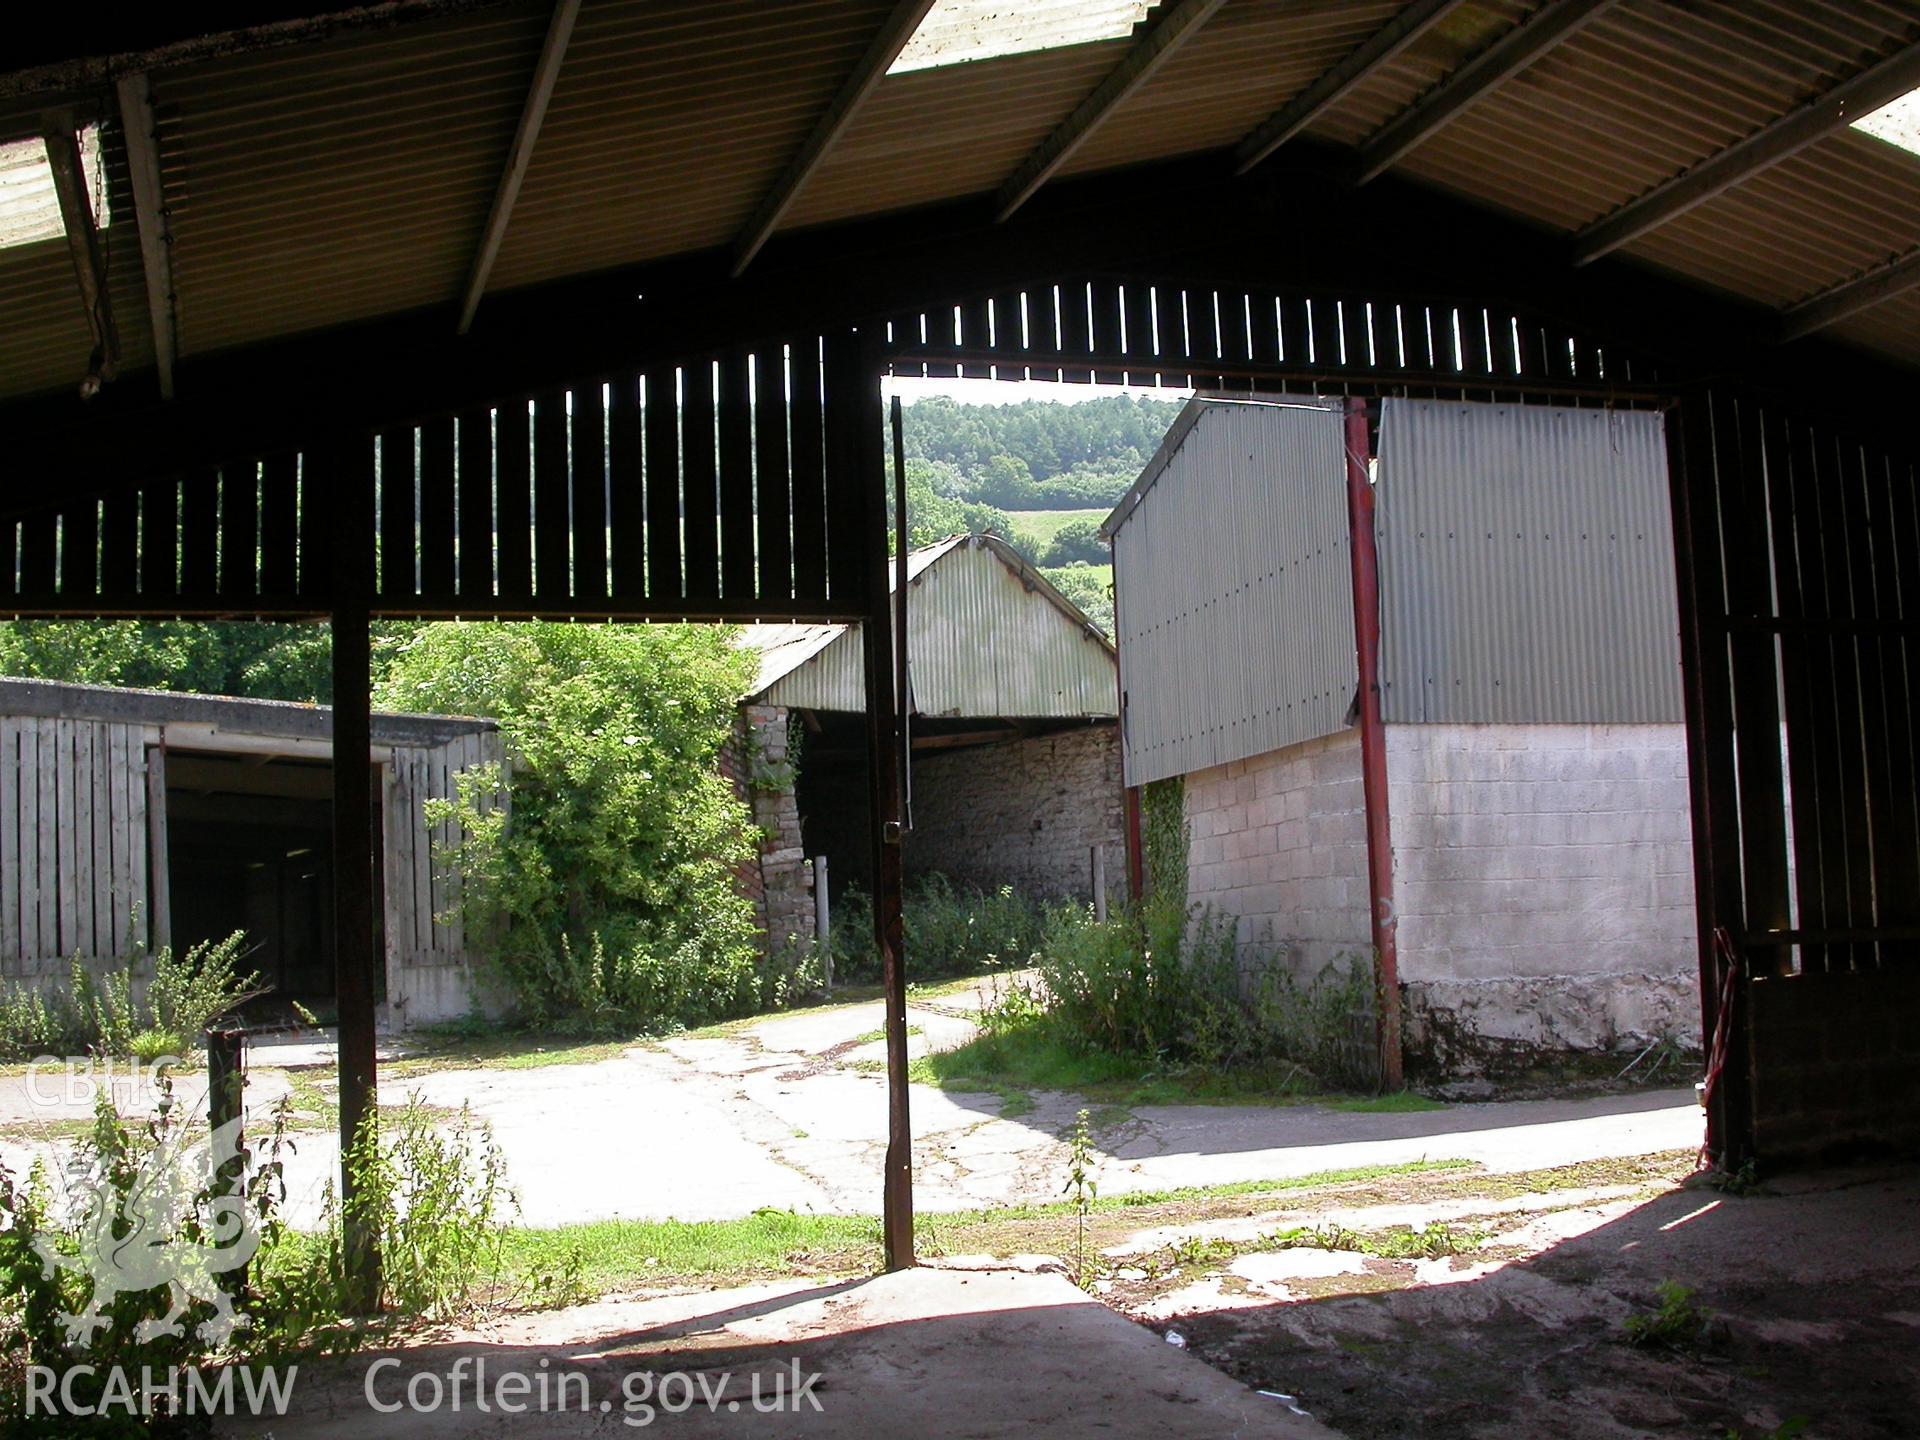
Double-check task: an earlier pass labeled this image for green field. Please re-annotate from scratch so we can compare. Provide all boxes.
[1002,507,1108,550]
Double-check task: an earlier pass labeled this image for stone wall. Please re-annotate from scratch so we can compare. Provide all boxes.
[905,723,1124,904]
[1388,723,1698,1070]
[724,704,815,953]
[1183,729,1372,974]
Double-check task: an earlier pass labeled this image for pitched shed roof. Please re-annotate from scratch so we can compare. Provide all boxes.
[737,533,1115,718]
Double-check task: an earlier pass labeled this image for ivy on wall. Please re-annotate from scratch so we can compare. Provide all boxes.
[1141,776,1190,917]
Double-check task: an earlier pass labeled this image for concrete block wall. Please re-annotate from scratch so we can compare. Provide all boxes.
[1387,723,1698,1067]
[1747,967,1920,1161]
[906,723,1124,903]
[1182,729,1371,975]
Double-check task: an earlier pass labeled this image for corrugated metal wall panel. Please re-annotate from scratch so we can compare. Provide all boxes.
[1110,399,1354,787]
[759,535,1116,717]
[1374,397,1681,724]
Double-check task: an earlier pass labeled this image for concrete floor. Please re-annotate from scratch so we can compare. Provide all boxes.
[1,988,1702,1226]
[217,1268,1344,1438]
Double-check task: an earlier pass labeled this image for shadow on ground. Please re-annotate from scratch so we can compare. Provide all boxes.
[1160,1164,1920,1439]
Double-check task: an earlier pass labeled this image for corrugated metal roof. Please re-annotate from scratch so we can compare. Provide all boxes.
[6,0,1920,399]
[1374,397,1682,724]
[737,532,1116,717]
[1108,397,1355,787]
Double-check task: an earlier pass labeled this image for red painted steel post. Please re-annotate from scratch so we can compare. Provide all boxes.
[1345,398,1403,1091]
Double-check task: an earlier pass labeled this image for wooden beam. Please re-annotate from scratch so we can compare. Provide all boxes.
[42,116,120,396]
[115,73,178,400]
[1233,0,1470,176]
[994,0,1227,222]
[457,0,580,334]
[1574,40,1920,266]
[730,0,936,277]
[1354,0,1620,185]
[1780,247,1920,341]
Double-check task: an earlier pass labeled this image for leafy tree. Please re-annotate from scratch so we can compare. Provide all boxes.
[1040,519,1108,568]
[900,393,1185,509]
[0,620,335,701]
[1042,565,1114,636]
[890,460,1037,563]
[375,623,767,1033]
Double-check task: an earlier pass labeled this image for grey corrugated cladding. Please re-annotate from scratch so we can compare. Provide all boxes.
[1374,398,1682,724]
[1108,398,1355,787]
[1107,395,1682,787]
[738,534,1116,718]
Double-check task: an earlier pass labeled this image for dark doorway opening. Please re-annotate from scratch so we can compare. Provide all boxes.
[165,751,341,1020]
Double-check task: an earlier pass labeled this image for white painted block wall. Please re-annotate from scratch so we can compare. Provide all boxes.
[1182,722,1701,1067]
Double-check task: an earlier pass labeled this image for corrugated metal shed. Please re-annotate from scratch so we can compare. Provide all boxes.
[738,533,1116,718]
[1106,397,1355,787]
[1375,397,1682,724]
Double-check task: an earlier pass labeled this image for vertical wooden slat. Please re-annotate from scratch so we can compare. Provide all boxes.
[54,721,76,958]
[1370,300,1403,374]
[608,373,646,601]
[1122,282,1157,385]
[18,513,56,600]
[138,480,175,599]
[1821,429,1882,965]
[378,430,415,604]
[57,501,91,600]
[1090,281,1124,386]
[951,294,987,380]
[1767,410,1828,970]
[0,720,16,966]
[681,362,719,603]
[495,402,533,607]
[407,752,429,956]
[177,466,216,600]
[71,723,93,960]
[458,407,495,602]
[219,460,258,601]
[419,416,457,603]
[1058,280,1093,384]
[37,721,58,959]
[259,454,298,599]
[754,347,793,607]
[572,382,609,606]
[790,339,828,605]
[1881,447,1920,958]
[718,351,756,602]
[298,450,331,604]
[1856,439,1919,956]
[107,725,130,954]
[90,723,113,955]
[824,330,870,610]
[920,305,959,380]
[145,741,170,953]
[1340,298,1371,369]
[101,490,137,602]
[127,729,148,949]
[646,367,685,604]
[533,390,571,602]
[18,721,39,964]
[382,762,403,981]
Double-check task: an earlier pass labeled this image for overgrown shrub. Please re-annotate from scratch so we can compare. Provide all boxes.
[828,877,1074,984]
[0,934,257,1061]
[3,1082,520,1415]
[379,623,763,1035]
[1014,896,1380,1084]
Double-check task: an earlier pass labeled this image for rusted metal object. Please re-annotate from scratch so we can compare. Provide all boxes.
[1345,397,1401,1093]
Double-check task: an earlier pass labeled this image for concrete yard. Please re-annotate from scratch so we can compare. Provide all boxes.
[0,983,1701,1227]
[219,1268,1343,1438]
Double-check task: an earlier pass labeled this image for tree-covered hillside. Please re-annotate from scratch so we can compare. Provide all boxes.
[902,393,1184,509]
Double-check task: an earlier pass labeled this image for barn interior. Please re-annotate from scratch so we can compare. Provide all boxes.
[5,1,1920,1427]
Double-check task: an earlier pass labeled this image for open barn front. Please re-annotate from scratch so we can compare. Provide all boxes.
[7,1,1920,1431]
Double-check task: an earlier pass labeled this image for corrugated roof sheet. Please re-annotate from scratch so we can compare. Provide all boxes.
[5,0,1920,399]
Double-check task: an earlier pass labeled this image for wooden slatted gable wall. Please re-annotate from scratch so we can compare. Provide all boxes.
[0,716,153,978]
